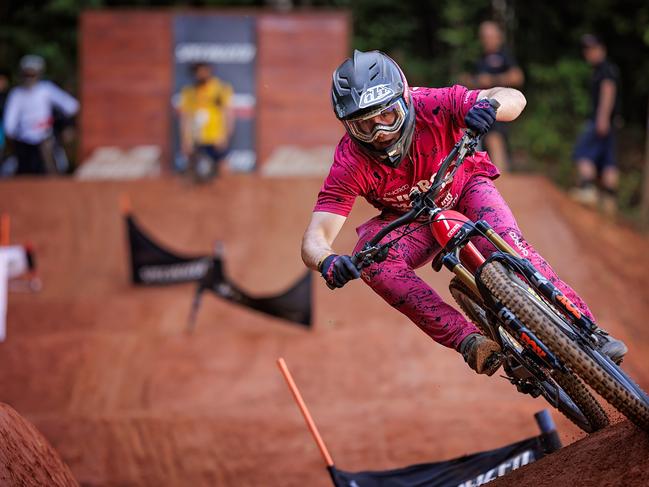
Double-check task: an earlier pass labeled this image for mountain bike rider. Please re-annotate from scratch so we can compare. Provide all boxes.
[301,50,627,374]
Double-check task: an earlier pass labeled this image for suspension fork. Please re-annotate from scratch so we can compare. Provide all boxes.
[474,220,521,258]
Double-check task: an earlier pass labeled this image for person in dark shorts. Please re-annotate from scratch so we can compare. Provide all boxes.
[461,21,524,171]
[570,34,620,216]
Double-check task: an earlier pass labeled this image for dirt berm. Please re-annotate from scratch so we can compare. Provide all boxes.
[0,402,77,486]
[491,419,649,486]
[0,174,648,486]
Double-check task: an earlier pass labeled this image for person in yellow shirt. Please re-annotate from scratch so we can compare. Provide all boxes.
[178,63,235,179]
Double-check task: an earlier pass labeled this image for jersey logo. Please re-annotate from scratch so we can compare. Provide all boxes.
[359,84,395,108]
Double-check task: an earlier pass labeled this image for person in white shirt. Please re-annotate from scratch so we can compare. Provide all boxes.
[3,55,79,174]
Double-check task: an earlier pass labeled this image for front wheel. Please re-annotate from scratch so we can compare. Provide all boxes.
[449,277,609,432]
[480,261,649,431]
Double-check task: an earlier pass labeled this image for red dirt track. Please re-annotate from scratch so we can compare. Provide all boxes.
[1,175,648,486]
[0,403,77,486]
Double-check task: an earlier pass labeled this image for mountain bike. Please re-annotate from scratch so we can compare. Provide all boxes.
[347,110,649,433]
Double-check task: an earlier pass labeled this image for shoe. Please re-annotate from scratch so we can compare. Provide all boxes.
[569,186,598,207]
[599,193,617,218]
[459,333,503,376]
[595,329,628,364]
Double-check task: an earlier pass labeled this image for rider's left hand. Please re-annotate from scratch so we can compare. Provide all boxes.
[464,99,497,135]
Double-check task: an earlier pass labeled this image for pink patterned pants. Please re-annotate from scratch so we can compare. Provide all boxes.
[353,177,594,350]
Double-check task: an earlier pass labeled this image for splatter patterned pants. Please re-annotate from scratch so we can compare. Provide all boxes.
[353,176,594,350]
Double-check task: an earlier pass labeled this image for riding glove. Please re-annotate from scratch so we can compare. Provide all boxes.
[464,99,497,135]
[320,254,360,288]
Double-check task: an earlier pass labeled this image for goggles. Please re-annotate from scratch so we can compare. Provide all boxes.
[344,98,407,143]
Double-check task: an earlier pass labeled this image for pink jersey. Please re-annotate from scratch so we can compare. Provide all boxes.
[314,85,500,216]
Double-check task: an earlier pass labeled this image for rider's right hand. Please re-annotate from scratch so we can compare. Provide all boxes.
[320,254,361,289]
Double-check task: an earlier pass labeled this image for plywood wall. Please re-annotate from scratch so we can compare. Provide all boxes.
[79,11,173,163]
[256,12,349,165]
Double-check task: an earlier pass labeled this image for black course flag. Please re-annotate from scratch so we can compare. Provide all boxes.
[278,358,562,487]
[188,244,312,331]
[122,197,312,329]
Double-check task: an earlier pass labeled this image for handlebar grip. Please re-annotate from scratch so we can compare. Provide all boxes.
[488,98,500,110]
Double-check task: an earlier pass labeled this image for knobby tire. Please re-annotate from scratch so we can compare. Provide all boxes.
[449,276,609,432]
[480,261,649,431]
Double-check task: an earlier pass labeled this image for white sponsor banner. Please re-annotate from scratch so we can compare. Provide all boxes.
[0,246,31,342]
[175,43,256,64]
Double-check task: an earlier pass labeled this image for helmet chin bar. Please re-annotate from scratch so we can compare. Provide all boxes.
[383,138,406,167]
[355,132,405,168]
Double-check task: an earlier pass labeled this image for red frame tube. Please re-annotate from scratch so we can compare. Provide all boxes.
[430,210,485,274]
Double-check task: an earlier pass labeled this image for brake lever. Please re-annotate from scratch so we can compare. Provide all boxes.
[352,243,391,269]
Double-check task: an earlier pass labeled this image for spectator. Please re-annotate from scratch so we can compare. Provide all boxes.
[2,55,79,175]
[570,34,620,216]
[461,21,524,171]
[177,62,234,180]
[0,70,9,158]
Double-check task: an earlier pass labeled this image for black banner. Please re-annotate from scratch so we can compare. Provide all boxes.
[125,213,311,327]
[329,435,548,487]
[190,252,312,329]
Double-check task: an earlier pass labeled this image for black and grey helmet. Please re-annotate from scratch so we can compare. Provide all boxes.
[332,50,415,168]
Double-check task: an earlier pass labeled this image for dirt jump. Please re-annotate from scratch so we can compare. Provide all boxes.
[0,174,648,486]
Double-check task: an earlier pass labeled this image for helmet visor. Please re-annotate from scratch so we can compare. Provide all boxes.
[344,98,407,144]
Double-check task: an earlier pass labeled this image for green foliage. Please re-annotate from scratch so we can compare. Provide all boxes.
[510,59,590,181]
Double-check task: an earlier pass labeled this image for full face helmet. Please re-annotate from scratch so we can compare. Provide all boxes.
[331,50,415,168]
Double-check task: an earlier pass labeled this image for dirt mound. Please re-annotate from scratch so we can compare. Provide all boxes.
[492,420,649,487]
[0,174,647,486]
[0,403,77,486]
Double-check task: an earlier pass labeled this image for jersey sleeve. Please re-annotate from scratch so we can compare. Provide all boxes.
[313,146,364,217]
[45,82,79,117]
[447,84,480,127]
[600,63,620,84]
[501,50,519,70]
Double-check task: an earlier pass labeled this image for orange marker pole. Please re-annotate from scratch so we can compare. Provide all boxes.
[0,213,10,246]
[119,194,132,215]
[277,357,334,467]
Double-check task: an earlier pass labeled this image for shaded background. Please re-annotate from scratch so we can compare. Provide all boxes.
[2,0,649,216]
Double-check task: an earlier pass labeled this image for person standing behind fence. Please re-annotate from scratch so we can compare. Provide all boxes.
[570,34,620,217]
[178,62,235,178]
[461,21,524,171]
[2,55,79,175]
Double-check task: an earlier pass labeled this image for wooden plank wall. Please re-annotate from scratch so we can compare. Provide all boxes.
[79,10,349,169]
[256,12,350,165]
[79,11,173,162]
